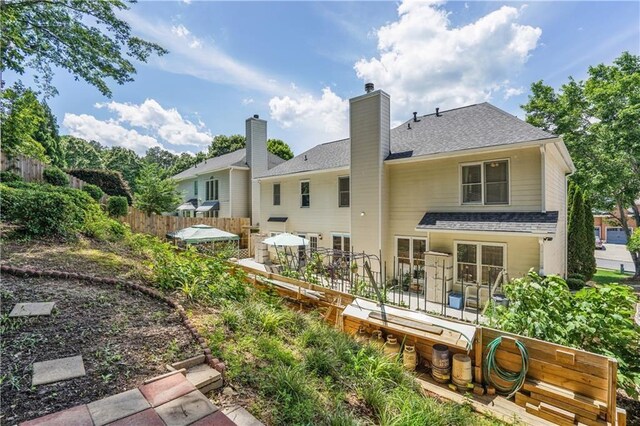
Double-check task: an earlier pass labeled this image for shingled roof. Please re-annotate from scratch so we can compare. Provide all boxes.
[415,211,559,235]
[173,149,286,181]
[258,102,555,178]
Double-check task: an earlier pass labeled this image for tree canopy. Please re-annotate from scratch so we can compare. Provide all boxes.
[1,0,167,97]
[267,139,294,160]
[61,136,104,169]
[522,51,640,276]
[208,134,294,160]
[134,163,181,216]
[103,147,142,192]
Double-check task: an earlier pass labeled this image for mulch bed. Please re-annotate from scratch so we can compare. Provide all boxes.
[0,274,201,425]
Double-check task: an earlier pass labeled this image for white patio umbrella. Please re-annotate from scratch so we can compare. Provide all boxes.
[261,233,309,271]
[262,233,309,247]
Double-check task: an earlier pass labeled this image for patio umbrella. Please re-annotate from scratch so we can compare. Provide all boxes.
[169,224,239,244]
[261,233,309,271]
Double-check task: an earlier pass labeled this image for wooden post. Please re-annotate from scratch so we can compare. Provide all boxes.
[607,358,617,424]
[475,326,483,384]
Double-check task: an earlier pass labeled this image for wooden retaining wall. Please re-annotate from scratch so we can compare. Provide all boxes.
[235,262,623,425]
[123,207,251,248]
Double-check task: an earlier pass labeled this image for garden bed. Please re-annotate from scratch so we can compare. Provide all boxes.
[0,273,200,425]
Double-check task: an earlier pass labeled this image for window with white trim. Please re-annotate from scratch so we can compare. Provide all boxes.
[332,233,350,261]
[396,237,427,282]
[338,176,350,207]
[455,242,505,285]
[308,235,318,252]
[193,180,198,198]
[206,178,219,201]
[273,183,281,206]
[461,160,509,205]
[300,180,310,207]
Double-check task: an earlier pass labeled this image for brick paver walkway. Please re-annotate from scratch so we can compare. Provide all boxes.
[21,371,236,426]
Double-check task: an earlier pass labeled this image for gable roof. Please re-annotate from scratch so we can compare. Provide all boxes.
[173,148,286,181]
[258,102,555,178]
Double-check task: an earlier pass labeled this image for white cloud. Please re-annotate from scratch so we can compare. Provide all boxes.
[269,87,348,149]
[95,99,212,147]
[171,24,190,38]
[62,114,160,154]
[354,2,542,114]
[504,86,525,99]
[242,98,255,105]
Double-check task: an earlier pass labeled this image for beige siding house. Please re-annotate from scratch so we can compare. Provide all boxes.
[256,85,574,290]
[173,116,284,219]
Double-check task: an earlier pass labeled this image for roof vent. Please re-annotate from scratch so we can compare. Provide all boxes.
[253,114,259,119]
[436,108,441,117]
[304,155,308,161]
[365,82,374,93]
[413,112,420,123]
[407,123,411,130]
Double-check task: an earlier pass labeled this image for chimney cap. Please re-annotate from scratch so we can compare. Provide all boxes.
[364,82,374,93]
[253,114,259,119]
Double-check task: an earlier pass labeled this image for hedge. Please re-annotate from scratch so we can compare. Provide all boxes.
[107,196,129,217]
[67,168,132,203]
[43,166,69,187]
[82,183,104,202]
[0,171,23,182]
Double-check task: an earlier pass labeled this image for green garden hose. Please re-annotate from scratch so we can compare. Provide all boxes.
[483,336,529,399]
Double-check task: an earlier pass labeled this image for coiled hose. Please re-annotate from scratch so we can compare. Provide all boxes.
[483,336,529,399]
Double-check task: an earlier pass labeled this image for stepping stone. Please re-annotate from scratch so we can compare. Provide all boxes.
[191,411,237,426]
[139,371,196,407]
[87,388,150,426]
[186,364,223,392]
[20,404,92,426]
[222,406,264,426]
[32,355,86,386]
[10,302,55,317]
[105,408,164,426]
[154,390,217,426]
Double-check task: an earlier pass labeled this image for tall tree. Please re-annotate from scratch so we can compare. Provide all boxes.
[522,52,640,277]
[208,134,246,157]
[567,184,587,276]
[267,138,294,160]
[0,82,47,160]
[167,152,206,177]
[34,102,64,167]
[143,147,178,177]
[582,194,597,280]
[61,136,104,169]
[102,147,142,191]
[1,0,167,97]
[134,163,181,216]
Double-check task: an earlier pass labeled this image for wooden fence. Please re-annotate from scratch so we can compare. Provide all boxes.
[1,152,88,190]
[121,207,251,248]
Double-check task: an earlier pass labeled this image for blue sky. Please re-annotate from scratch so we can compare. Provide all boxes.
[6,1,639,156]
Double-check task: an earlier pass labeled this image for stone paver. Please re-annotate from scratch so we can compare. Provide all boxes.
[32,355,86,386]
[186,363,223,389]
[139,371,196,407]
[10,302,55,317]
[222,406,264,426]
[105,408,165,426]
[87,389,150,426]
[155,390,217,426]
[20,404,92,426]
[191,410,237,426]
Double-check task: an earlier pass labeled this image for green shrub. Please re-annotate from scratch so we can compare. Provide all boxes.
[82,203,128,242]
[43,166,69,186]
[0,171,22,182]
[566,277,586,290]
[82,183,104,202]
[489,269,640,397]
[107,196,128,217]
[568,273,585,281]
[68,168,132,203]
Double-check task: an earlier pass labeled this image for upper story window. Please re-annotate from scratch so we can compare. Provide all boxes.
[338,176,350,207]
[273,183,281,206]
[193,180,198,197]
[300,180,310,208]
[461,160,509,205]
[206,178,219,201]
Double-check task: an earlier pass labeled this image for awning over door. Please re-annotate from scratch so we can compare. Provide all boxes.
[267,217,288,222]
[195,201,220,212]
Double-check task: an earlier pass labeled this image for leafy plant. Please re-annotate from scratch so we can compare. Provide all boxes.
[107,196,128,217]
[42,166,69,186]
[0,171,22,182]
[82,183,104,202]
[68,168,132,203]
[134,163,181,215]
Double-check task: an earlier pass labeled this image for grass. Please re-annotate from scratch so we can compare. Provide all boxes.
[592,268,639,286]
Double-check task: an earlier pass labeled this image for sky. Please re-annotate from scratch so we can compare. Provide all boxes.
[5,1,640,156]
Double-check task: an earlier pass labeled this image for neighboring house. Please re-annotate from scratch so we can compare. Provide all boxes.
[593,202,639,244]
[172,115,285,221]
[256,85,575,289]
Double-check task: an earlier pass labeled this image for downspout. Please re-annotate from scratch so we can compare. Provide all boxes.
[540,145,546,213]
[229,169,234,218]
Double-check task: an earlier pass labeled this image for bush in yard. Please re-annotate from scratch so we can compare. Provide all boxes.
[566,277,585,291]
[134,163,181,215]
[107,196,128,217]
[68,168,132,203]
[82,183,104,202]
[0,171,22,182]
[42,166,69,186]
[489,269,640,397]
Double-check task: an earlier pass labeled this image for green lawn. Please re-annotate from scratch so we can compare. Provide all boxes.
[591,268,637,286]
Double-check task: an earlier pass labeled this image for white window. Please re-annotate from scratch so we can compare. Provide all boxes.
[396,237,428,282]
[338,176,350,207]
[332,233,350,261]
[455,242,506,285]
[273,183,281,206]
[461,160,509,205]
[300,180,310,208]
[308,235,319,252]
[193,180,198,198]
[206,178,219,201]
